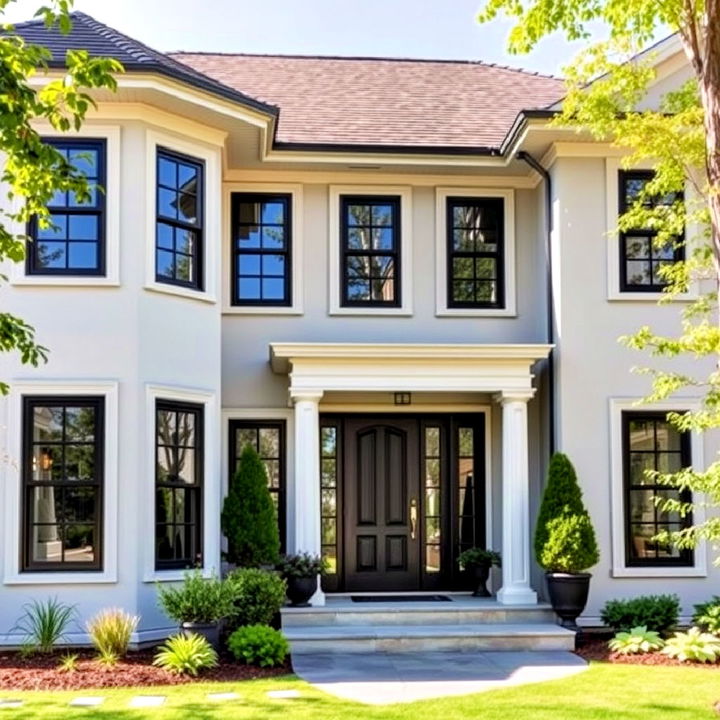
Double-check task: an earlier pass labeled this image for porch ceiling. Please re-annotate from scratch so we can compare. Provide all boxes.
[269,342,552,398]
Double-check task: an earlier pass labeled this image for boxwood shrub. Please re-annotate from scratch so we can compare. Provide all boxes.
[600,594,680,634]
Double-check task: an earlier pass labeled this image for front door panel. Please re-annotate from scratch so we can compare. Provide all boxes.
[344,418,420,591]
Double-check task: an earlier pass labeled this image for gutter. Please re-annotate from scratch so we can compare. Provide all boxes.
[516,151,556,456]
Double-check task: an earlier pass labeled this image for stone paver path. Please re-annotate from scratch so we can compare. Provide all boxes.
[0,700,22,709]
[292,650,587,704]
[69,697,105,707]
[207,692,240,701]
[266,689,301,699]
[128,696,166,708]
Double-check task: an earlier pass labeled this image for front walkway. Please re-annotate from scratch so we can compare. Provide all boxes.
[292,650,587,704]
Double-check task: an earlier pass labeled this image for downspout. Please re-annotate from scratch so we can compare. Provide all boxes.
[516,150,556,456]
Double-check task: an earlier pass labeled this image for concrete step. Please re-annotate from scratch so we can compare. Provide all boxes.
[284,623,576,654]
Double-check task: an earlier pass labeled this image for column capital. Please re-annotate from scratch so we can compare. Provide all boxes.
[289,389,324,404]
[493,389,535,405]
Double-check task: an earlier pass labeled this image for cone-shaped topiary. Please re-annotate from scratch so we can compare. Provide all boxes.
[222,445,280,567]
[534,453,599,573]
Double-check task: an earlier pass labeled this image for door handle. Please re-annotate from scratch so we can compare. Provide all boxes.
[410,498,418,540]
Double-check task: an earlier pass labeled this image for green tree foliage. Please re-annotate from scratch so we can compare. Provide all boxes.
[477,0,720,560]
[0,1,121,392]
[534,453,599,573]
[221,445,280,567]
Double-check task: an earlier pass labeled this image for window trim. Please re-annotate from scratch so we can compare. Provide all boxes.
[328,185,413,316]
[10,125,121,288]
[3,381,119,585]
[435,188,516,317]
[605,159,698,302]
[609,398,707,577]
[230,192,293,308]
[339,194,402,309]
[144,384,218,582]
[144,130,220,304]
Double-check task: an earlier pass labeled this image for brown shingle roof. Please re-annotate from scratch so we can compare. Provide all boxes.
[170,53,565,150]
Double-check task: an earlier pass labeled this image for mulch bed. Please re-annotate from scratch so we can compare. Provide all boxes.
[0,649,289,691]
[575,635,720,668]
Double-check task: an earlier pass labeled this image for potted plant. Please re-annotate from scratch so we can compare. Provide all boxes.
[534,453,599,630]
[221,445,280,569]
[457,548,501,597]
[276,553,327,607]
[157,570,233,649]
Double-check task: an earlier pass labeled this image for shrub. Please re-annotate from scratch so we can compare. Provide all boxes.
[222,445,280,567]
[227,625,288,667]
[276,552,327,578]
[157,570,233,625]
[534,453,599,573]
[662,628,720,663]
[86,608,138,665]
[608,626,665,655]
[692,596,720,634]
[13,598,76,653]
[225,568,286,629]
[153,633,218,676]
[457,548,501,569]
[600,594,680,634]
[57,653,79,673]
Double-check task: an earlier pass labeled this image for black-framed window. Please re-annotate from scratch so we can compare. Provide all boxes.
[446,197,505,308]
[155,400,204,570]
[619,170,685,292]
[229,420,286,551]
[22,396,104,571]
[231,193,292,306]
[156,148,204,290]
[340,196,400,307]
[622,411,693,567]
[27,139,106,276]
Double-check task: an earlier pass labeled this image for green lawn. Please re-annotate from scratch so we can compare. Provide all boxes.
[2,663,719,719]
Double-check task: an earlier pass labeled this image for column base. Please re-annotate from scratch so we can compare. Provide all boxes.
[497,585,537,606]
[309,587,325,607]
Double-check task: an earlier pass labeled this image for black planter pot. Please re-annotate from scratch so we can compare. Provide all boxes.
[545,572,591,631]
[470,563,492,597]
[180,621,220,650]
[286,575,318,607]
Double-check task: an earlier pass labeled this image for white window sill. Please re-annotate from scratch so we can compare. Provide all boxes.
[611,566,707,578]
[435,308,517,318]
[4,571,118,585]
[144,282,217,304]
[143,568,214,583]
[11,276,120,288]
[329,307,413,317]
[223,306,304,316]
[607,291,698,303]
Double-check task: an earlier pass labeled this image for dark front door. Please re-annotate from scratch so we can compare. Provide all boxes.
[343,417,421,591]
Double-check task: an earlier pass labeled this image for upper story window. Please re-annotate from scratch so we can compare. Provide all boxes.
[22,396,104,571]
[340,196,401,307]
[27,139,106,276]
[231,193,292,306]
[446,197,505,309]
[156,148,204,291]
[622,411,693,567]
[619,170,684,292]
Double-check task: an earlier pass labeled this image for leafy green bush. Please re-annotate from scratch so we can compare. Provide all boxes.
[600,594,680,634]
[534,453,599,573]
[457,548,501,569]
[227,625,289,667]
[86,608,138,665]
[222,445,280,567]
[608,626,665,655]
[692,597,720,634]
[153,633,218,675]
[225,568,286,629]
[276,552,327,578]
[14,598,76,653]
[157,570,233,624]
[662,628,720,663]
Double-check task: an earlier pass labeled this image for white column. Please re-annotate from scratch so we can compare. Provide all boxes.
[291,390,325,606]
[495,390,537,605]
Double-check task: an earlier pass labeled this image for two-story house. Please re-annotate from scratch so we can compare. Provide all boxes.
[0,13,712,646]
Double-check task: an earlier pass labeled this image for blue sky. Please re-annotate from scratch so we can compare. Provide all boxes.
[3,0,607,76]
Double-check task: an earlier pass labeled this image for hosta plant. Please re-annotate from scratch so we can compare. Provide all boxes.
[153,633,218,676]
[662,628,720,664]
[692,597,720,634]
[608,626,665,655]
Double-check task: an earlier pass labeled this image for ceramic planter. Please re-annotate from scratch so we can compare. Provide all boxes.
[545,572,591,630]
[180,621,220,650]
[286,575,318,607]
[469,563,493,597]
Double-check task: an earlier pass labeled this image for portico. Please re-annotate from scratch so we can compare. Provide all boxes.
[270,343,552,606]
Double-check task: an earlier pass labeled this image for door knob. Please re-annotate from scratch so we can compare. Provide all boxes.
[410,498,418,540]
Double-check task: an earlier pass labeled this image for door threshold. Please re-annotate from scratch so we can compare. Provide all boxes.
[327,591,474,597]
